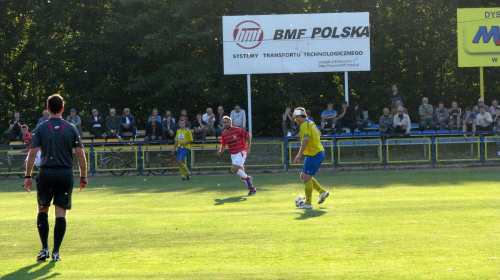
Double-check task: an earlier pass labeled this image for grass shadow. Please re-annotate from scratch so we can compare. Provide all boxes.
[295,209,326,220]
[214,196,247,205]
[1,261,59,280]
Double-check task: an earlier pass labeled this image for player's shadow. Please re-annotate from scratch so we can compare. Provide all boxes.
[295,209,326,220]
[214,196,247,205]
[1,261,59,280]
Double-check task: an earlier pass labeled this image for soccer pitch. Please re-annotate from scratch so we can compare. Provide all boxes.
[1,168,499,279]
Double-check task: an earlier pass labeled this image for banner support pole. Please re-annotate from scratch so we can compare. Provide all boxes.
[247,74,252,135]
[480,67,484,99]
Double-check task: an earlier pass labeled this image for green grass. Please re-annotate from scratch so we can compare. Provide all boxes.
[1,168,499,279]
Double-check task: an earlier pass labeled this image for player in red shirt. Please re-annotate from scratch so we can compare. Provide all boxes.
[217,116,256,196]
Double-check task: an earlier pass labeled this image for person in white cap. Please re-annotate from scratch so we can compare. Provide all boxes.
[293,107,329,209]
[393,106,411,135]
[473,98,489,114]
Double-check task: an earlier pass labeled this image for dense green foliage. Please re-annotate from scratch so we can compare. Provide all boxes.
[1,1,500,136]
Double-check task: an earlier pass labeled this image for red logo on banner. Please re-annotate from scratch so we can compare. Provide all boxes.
[233,21,264,49]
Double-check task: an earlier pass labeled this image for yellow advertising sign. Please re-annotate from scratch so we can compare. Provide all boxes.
[457,8,500,67]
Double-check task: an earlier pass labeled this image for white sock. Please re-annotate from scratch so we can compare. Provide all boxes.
[236,169,248,179]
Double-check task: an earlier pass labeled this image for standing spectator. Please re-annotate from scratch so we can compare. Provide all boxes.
[144,114,163,141]
[379,108,394,134]
[88,109,105,139]
[202,108,216,136]
[173,119,193,181]
[282,106,296,136]
[161,115,176,140]
[337,101,357,133]
[148,108,162,123]
[37,110,49,125]
[448,101,462,130]
[175,114,191,131]
[181,109,189,122]
[434,102,449,130]
[118,108,137,140]
[192,113,208,140]
[230,104,246,130]
[476,106,493,132]
[105,108,120,139]
[390,84,406,110]
[462,108,476,136]
[320,103,337,132]
[473,98,489,114]
[24,94,88,262]
[419,97,435,130]
[390,100,408,117]
[393,106,411,135]
[66,108,83,137]
[214,106,228,137]
[8,110,26,141]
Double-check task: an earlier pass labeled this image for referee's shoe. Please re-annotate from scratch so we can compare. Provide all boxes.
[37,248,49,261]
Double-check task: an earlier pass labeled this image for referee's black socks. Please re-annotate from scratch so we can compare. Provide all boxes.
[37,212,49,249]
[53,217,66,253]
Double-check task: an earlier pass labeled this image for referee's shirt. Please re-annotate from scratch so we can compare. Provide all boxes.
[31,117,83,168]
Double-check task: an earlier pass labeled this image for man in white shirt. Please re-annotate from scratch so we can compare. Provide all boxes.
[230,104,246,130]
[476,106,493,132]
[202,108,216,136]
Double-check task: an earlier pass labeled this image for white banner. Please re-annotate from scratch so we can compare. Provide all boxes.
[223,13,371,75]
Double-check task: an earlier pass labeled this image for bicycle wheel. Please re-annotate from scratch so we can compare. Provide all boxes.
[107,157,128,176]
[149,163,167,175]
[0,159,10,178]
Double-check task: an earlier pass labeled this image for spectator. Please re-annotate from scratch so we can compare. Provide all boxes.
[434,101,449,130]
[393,106,411,135]
[462,108,476,136]
[488,99,500,121]
[118,108,137,140]
[66,108,83,137]
[214,106,228,137]
[163,110,176,124]
[320,103,337,132]
[88,108,105,139]
[202,108,216,136]
[175,114,191,131]
[37,110,49,125]
[161,115,176,140]
[306,110,314,122]
[473,98,489,114]
[230,104,246,130]
[8,110,26,141]
[181,109,189,122]
[390,84,406,110]
[448,101,462,130]
[192,113,208,140]
[144,114,163,141]
[379,108,394,134]
[21,125,41,170]
[354,103,369,132]
[337,101,357,133]
[148,108,162,123]
[282,106,296,136]
[390,100,408,117]
[105,108,120,139]
[476,106,493,132]
[419,97,435,130]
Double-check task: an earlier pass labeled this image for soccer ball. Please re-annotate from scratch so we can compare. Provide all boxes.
[295,195,306,207]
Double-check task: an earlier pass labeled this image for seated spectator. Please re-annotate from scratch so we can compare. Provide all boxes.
[66,108,83,137]
[192,113,208,140]
[144,114,163,141]
[214,106,228,137]
[21,125,41,170]
[230,104,246,130]
[448,101,462,130]
[282,106,296,136]
[163,110,176,124]
[105,108,121,139]
[462,108,476,135]
[489,99,500,122]
[88,108,105,138]
[393,106,411,135]
[202,108,216,136]
[379,108,394,134]
[354,103,370,132]
[162,115,176,140]
[118,108,137,140]
[148,108,162,123]
[337,101,357,133]
[8,110,26,141]
[476,106,493,132]
[181,109,189,122]
[320,103,337,132]
[175,114,191,131]
[306,110,314,122]
[419,97,435,130]
[37,110,49,125]
[473,98,489,114]
[390,100,408,117]
[434,101,449,130]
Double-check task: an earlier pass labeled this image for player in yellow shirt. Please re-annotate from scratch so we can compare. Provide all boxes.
[293,107,329,209]
[173,119,193,180]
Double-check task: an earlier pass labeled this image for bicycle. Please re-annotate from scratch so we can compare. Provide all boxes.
[96,147,130,176]
[143,149,177,175]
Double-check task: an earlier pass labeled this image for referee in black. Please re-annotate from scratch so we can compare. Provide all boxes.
[24,94,88,262]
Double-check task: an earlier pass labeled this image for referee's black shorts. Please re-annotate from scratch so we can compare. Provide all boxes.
[36,167,74,210]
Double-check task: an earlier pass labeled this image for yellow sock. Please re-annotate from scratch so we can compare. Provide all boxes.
[181,163,190,174]
[304,181,313,204]
[179,166,185,178]
[312,178,325,193]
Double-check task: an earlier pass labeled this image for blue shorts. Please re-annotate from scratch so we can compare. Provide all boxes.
[177,147,190,161]
[302,150,325,176]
